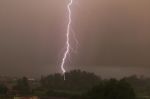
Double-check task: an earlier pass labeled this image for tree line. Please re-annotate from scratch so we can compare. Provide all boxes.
[0,70,149,99]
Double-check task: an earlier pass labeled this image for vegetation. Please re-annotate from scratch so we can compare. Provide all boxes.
[124,75,150,99]
[13,77,31,95]
[82,79,136,99]
[0,84,8,95]
[1,70,150,99]
[40,70,101,92]
[34,70,137,99]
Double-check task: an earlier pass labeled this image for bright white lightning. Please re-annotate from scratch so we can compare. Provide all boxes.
[60,0,73,80]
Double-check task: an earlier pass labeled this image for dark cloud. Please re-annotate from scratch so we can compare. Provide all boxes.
[0,0,150,78]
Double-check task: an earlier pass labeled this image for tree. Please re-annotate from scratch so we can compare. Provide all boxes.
[83,79,136,99]
[0,84,8,95]
[40,70,101,92]
[13,77,31,95]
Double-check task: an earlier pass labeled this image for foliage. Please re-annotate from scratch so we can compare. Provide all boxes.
[82,79,136,99]
[124,75,150,96]
[0,84,8,95]
[13,77,31,95]
[40,70,101,92]
[2,70,146,99]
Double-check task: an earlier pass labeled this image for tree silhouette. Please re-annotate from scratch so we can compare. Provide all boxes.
[83,79,136,99]
[13,77,31,95]
[0,84,8,95]
[40,70,101,92]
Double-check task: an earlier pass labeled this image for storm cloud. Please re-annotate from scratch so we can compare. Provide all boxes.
[0,0,150,78]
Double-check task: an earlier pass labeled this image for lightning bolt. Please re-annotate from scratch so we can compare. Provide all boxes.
[60,0,73,80]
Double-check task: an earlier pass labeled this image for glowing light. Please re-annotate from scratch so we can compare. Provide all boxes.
[60,0,73,80]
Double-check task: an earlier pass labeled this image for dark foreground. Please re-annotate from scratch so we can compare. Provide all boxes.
[0,70,150,99]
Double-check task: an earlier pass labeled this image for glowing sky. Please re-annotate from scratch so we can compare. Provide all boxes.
[0,0,150,78]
